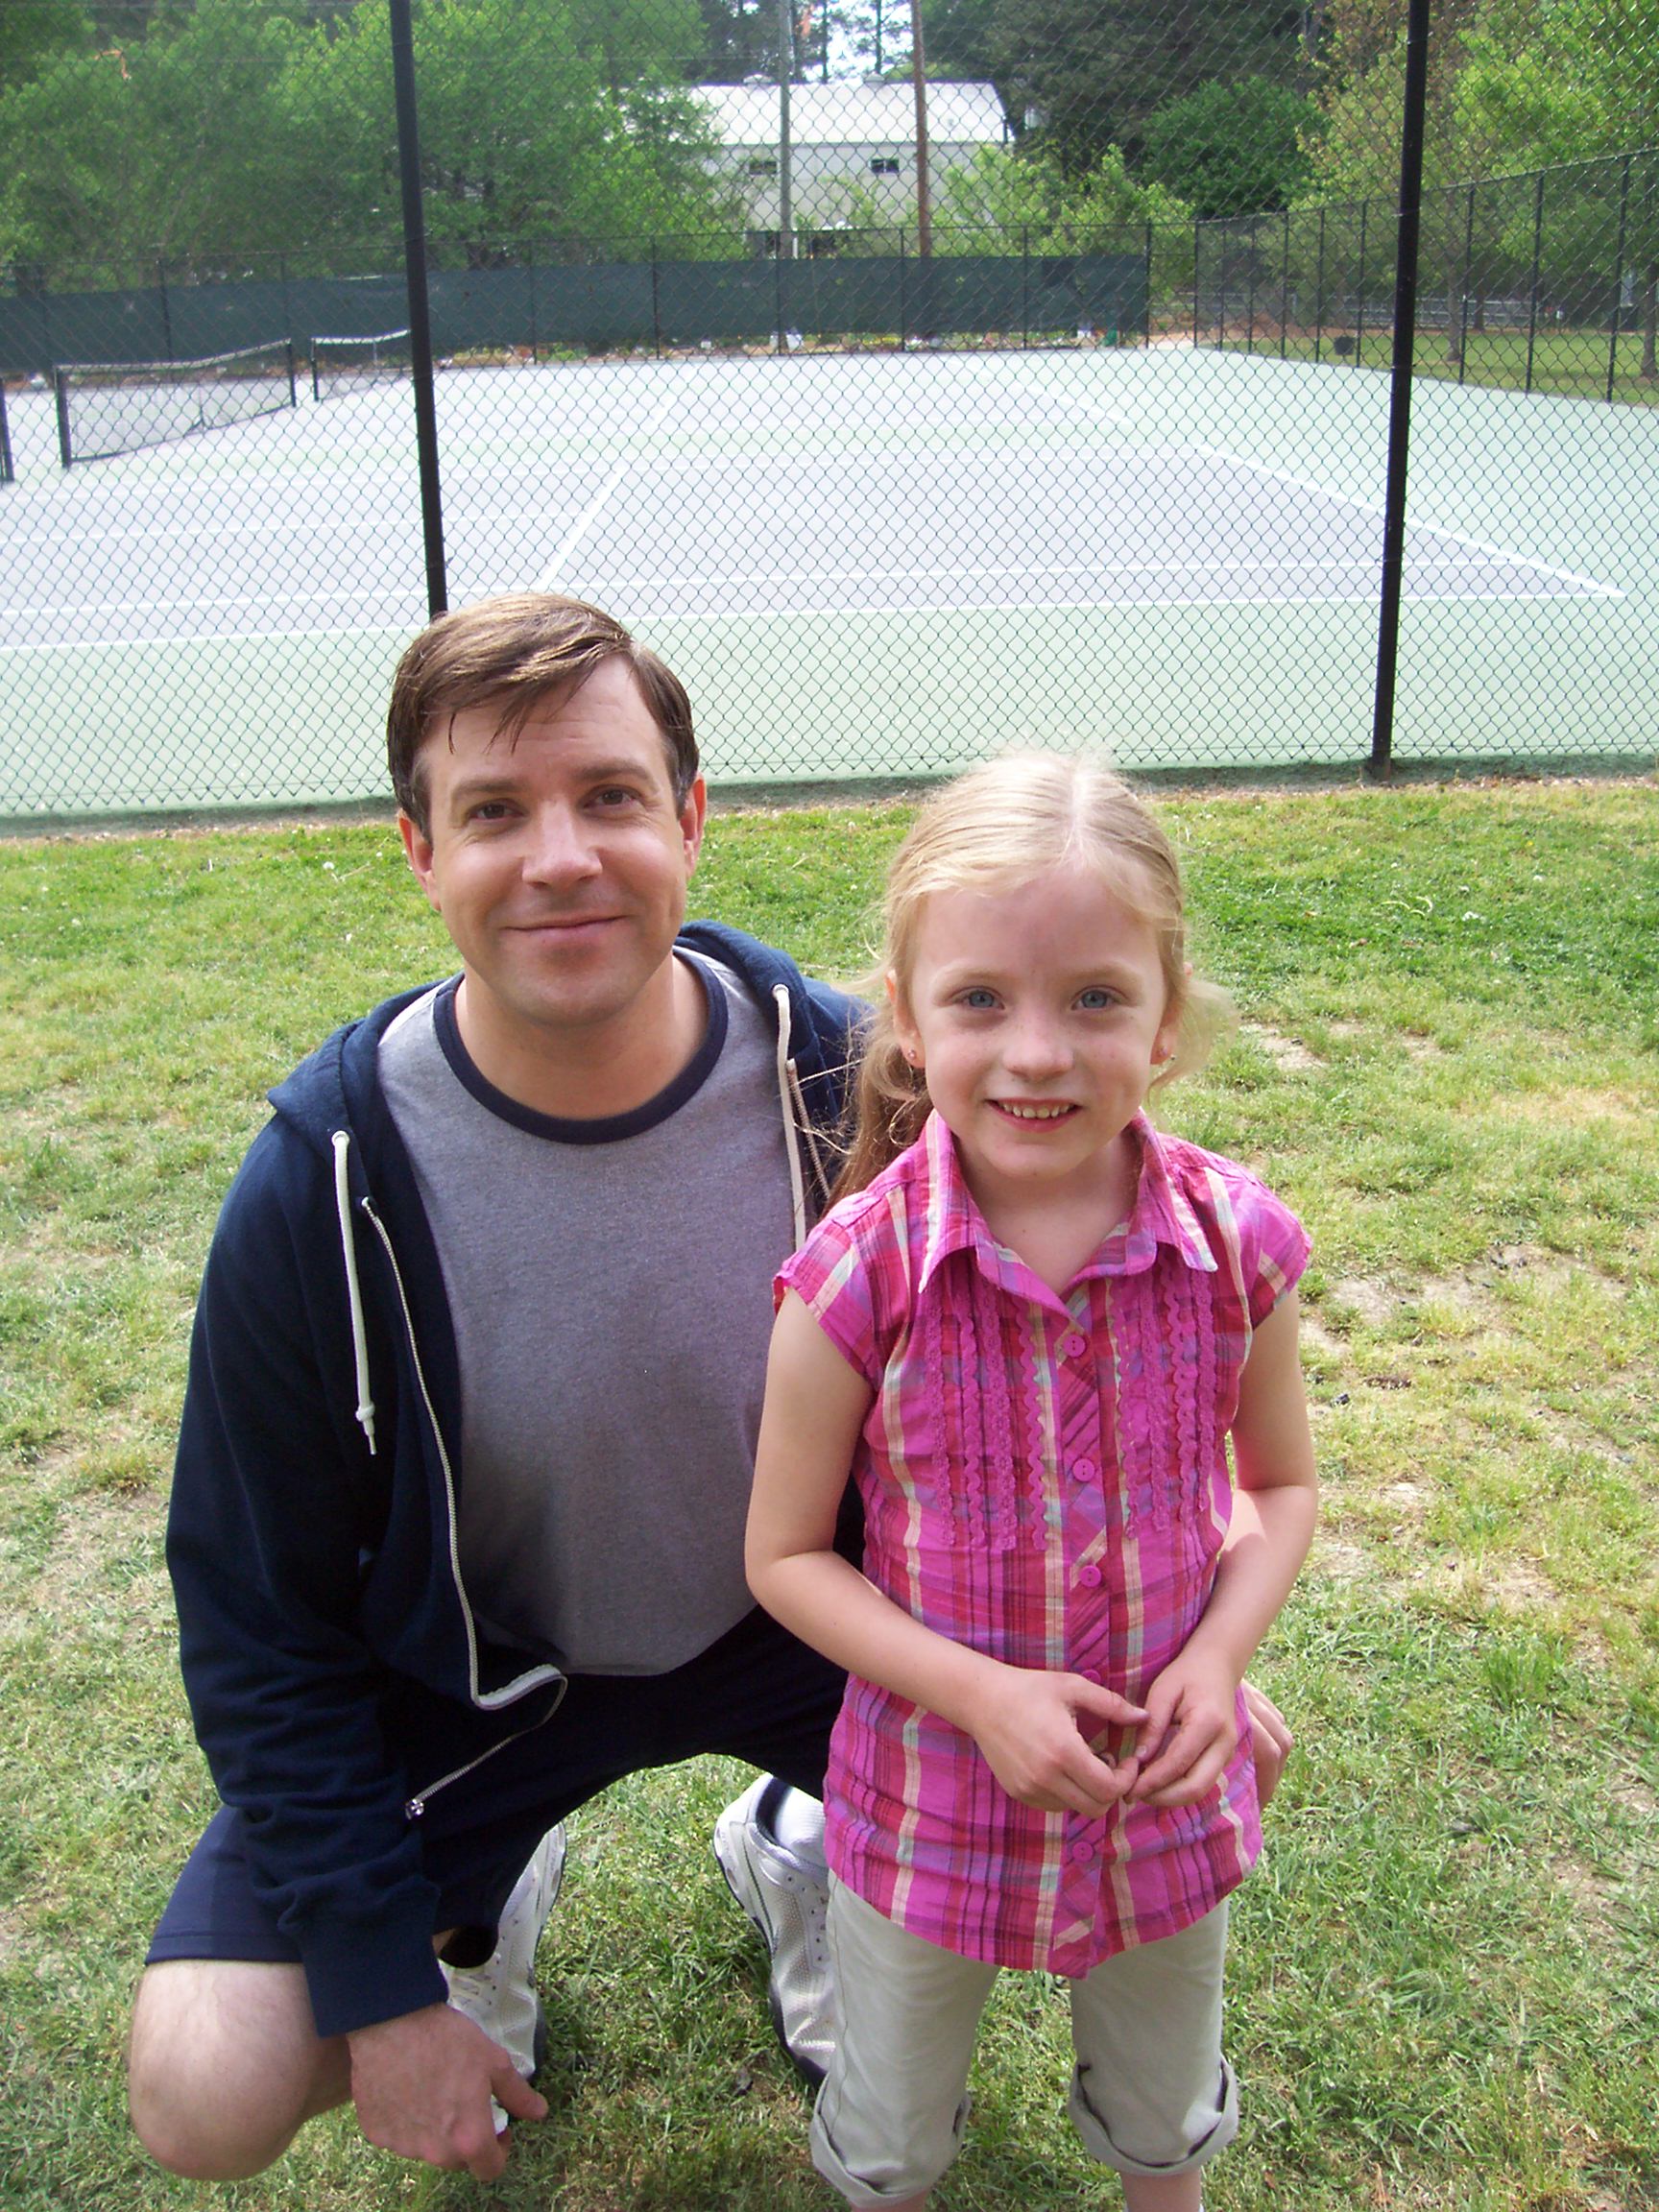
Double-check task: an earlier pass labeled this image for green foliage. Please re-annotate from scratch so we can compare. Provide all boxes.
[0,0,93,93]
[923,0,1310,176]
[928,141,1190,252]
[0,0,739,276]
[1140,75,1321,220]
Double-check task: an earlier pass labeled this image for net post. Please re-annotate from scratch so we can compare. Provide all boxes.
[54,366,73,467]
[0,381,12,485]
[284,341,297,409]
[312,343,323,403]
[1368,0,1431,783]
[1608,154,1631,402]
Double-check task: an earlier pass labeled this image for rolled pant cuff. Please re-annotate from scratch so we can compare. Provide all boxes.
[1068,2056,1239,2178]
[809,2094,970,2205]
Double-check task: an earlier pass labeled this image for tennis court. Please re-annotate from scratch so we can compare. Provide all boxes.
[2,343,1653,818]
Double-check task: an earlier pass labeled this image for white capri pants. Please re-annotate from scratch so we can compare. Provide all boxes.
[811,1879,1238,2206]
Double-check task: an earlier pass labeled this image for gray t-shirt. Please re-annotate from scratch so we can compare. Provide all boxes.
[378,954,796,1673]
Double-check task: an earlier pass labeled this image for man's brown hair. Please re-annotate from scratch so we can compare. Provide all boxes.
[387,593,698,833]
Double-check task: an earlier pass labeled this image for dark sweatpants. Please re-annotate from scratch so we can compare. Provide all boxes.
[148,1605,844,1969]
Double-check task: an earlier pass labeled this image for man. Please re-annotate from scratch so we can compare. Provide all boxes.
[129,595,860,2182]
[129,594,1290,2184]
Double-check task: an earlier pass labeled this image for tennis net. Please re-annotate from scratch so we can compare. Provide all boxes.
[310,328,411,401]
[53,340,298,466]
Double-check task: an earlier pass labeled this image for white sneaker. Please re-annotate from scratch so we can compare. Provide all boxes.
[712,1777,833,2085]
[443,1824,565,2127]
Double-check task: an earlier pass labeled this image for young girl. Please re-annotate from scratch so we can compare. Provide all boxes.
[746,755,1317,2212]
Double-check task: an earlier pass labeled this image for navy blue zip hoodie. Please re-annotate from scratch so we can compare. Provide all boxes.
[166,924,861,2039]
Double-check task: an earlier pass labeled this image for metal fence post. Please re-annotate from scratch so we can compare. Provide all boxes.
[1368,0,1431,781]
[1608,153,1631,401]
[389,0,447,616]
[1314,204,1326,362]
[1022,224,1029,349]
[1144,219,1153,346]
[1525,166,1546,394]
[1458,180,1476,383]
[1280,207,1290,357]
[1356,198,1368,366]
[651,240,661,359]
[528,245,540,365]
[1246,216,1260,351]
[156,255,175,361]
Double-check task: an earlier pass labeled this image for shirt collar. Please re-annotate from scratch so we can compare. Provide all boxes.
[913,1110,1217,1295]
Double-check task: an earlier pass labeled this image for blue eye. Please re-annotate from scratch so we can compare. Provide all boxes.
[959,987,998,1010]
[1076,988,1116,1010]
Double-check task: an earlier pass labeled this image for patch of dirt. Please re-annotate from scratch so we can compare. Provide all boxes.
[1551,1852,1623,1933]
[1309,1536,1374,1583]
[1328,1276,1398,1328]
[1238,1021,1324,1070]
[0,1489,166,1635]
[1482,1558,1560,1610]
[1495,1085,1654,1136]
[1300,1315,1348,1361]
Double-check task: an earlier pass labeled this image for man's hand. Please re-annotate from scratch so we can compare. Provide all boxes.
[970,1667,1146,1817]
[1241,1678,1293,1807]
[1129,1648,1240,1809]
[348,2004,547,2179]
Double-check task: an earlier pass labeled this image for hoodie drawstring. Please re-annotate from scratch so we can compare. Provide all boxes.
[332,1129,378,1455]
[771,984,809,1249]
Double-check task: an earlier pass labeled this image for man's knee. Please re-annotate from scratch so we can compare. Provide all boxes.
[129,1958,348,2179]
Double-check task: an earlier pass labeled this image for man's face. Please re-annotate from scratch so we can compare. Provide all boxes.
[399,659,706,1056]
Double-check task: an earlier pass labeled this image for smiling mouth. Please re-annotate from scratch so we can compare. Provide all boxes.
[993,1101,1077,1122]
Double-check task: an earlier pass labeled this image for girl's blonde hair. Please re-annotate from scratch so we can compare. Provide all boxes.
[831,752,1231,1204]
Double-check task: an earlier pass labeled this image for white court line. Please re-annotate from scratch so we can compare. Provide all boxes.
[5,587,420,623]
[1130,438,1621,596]
[536,386,685,589]
[573,553,1617,596]
[638,589,1609,622]
[0,620,415,657]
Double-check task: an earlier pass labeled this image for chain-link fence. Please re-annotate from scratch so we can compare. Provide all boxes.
[2,0,1655,821]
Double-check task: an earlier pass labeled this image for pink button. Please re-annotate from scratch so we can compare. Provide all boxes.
[1062,1332,1089,1358]
[1070,1458,1095,1483]
[1070,1839,1096,1863]
[1076,1563,1102,1588]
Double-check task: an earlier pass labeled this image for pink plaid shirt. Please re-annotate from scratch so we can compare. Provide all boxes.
[777,1111,1310,1976]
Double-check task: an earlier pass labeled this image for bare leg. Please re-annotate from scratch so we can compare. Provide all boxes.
[129,1958,350,2179]
[1121,2174,1202,2212]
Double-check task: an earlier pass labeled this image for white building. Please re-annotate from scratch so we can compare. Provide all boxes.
[697,80,1009,252]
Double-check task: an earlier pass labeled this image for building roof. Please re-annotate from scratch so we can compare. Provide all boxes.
[698,80,1007,149]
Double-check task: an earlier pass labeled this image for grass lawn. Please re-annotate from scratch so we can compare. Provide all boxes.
[1206,325,1659,403]
[1,775,1656,2210]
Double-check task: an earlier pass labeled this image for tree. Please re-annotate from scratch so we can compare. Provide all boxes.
[0,0,741,276]
[1139,75,1320,220]
[928,140,1188,251]
[0,0,94,92]
[921,0,1306,175]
